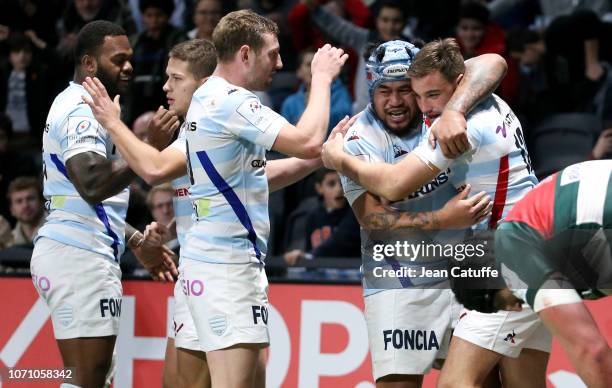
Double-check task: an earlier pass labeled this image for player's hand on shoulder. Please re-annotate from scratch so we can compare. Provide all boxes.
[436,184,493,229]
[81,77,121,129]
[430,109,469,159]
[322,131,346,171]
[328,114,359,140]
[310,44,349,82]
[147,106,180,150]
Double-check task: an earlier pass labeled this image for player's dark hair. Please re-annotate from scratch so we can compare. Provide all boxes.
[458,1,490,26]
[74,20,126,63]
[372,0,406,19]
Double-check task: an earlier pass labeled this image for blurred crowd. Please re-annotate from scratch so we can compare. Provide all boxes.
[1,0,611,279]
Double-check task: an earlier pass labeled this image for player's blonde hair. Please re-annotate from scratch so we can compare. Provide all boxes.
[407,38,466,83]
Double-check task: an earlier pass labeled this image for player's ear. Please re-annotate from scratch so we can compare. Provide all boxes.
[239,45,250,64]
[455,73,464,87]
[82,54,97,76]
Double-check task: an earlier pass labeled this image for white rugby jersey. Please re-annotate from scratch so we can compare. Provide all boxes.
[36,82,129,261]
[182,76,287,264]
[168,126,191,248]
[413,94,538,229]
[341,106,460,294]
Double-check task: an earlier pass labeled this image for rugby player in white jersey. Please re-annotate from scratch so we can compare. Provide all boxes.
[323,38,550,388]
[30,21,175,388]
[82,35,348,386]
[181,9,348,388]
[319,38,509,388]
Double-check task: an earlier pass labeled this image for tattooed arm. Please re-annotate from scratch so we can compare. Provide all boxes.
[351,189,492,232]
[430,53,508,158]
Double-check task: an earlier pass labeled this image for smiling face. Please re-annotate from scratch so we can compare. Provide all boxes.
[316,172,346,210]
[372,79,419,134]
[94,35,133,97]
[163,57,204,117]
[410,69,458,120]
[246,32,282,91]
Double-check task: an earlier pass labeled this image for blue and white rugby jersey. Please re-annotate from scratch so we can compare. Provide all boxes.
[168,125,191,248]
[36,82,129,261]
[182,76,287,264]
[341,106,460,295]
[413,94,538,230]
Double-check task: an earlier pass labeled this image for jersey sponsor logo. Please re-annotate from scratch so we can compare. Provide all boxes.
[173,320,184,336]
[503,330,517,344]
[237,98,275,133]
[44,123,50,133]
[496,122,507,138]
[249,100,261,114]
[174,187,189,197]
[382,64,410,78]
[75,119,92,135]
[181,278,204,296]
[187,121,197,131]
[393,144,408,158]
[407,169,451,199]
[100,298,122,317]
[503,110,517,128]
[228,88,238,95]
[383,329,440,350]
[347,131,360,141]
[251,159,267,168]
[252,305,268,325]
[209,315,228,336]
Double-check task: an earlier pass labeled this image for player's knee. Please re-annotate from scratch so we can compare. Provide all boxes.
[574,339,611,366]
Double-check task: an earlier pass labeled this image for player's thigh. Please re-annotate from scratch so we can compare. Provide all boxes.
[437,336,502,388]
[500,348,548,388]
[206,344,263,388]
[177,347,210,388]
[163,338,179,388]
[57,336,116,387]
[538,301,608,355]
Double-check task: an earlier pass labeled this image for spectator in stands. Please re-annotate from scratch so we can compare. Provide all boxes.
[281,49,352,135]
[56,0,137,82]
[0,114,38,224]
[0,34,53,146]
[146,184,178,250]
[187,0,223,40]
[0,0,60,49]
[0,176,46,249]
[129,0,186,123]
[300,0,411,114]
[544,9,611,112]
[456,2,505,59]
[505,28,550,123]
[591,128,612,160]
[283,168,360,265]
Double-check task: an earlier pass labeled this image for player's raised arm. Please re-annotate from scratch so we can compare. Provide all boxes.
[266,115,356,192]
[271,44,348,159]
[82,77,185,185]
